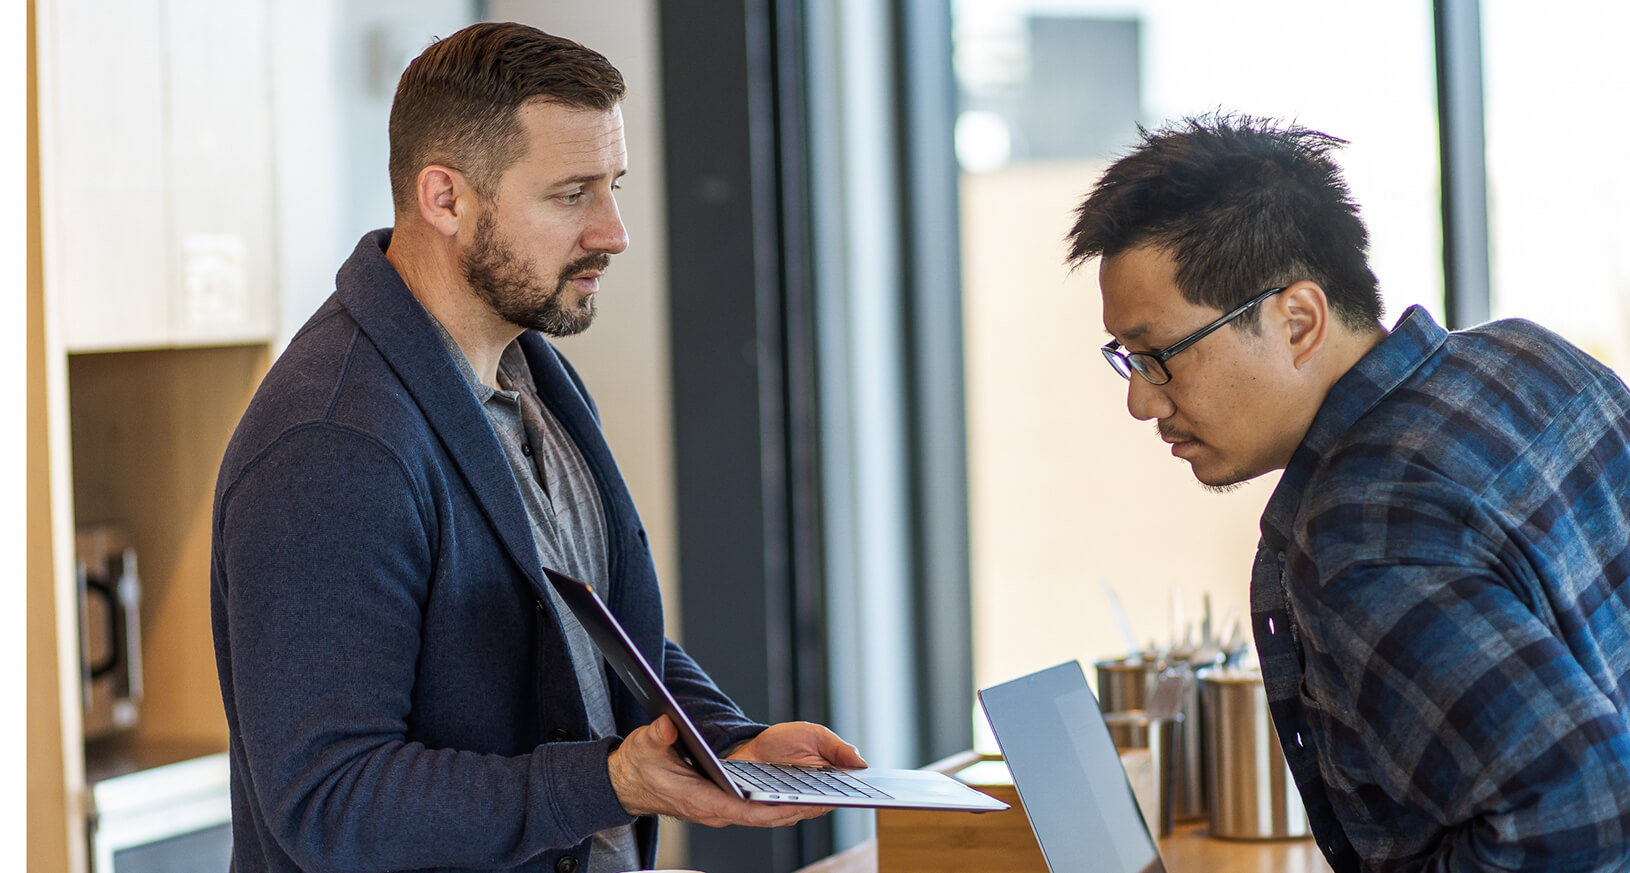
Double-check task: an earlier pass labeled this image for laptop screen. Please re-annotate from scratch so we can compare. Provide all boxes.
[979,661,1165,873]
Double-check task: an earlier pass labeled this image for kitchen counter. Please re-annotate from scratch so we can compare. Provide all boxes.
[794,820,1333,873]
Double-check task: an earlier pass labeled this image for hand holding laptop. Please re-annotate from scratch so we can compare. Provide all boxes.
[725,719,867,771]
[546,566,1006,816]
[609,715,866,827]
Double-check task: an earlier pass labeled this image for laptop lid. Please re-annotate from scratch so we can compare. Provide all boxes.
[542,567,1008,812]
[979,661,1167,873]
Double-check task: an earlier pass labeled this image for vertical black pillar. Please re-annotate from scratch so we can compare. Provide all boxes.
[662,0,976,864]
[659,1,830,871]
[894,0,974,766]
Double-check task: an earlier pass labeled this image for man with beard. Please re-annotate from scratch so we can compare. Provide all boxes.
[1073,114,1630,871]
[211,22,862,873]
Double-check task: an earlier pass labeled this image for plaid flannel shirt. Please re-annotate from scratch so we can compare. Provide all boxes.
[1253,305,1630,872]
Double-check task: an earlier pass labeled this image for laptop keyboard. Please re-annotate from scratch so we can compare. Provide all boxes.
[723,760,892,799]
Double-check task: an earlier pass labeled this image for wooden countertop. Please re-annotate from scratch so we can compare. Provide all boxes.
[791,751,1333,873]
[1157,822,1332,873]
[794,821,1333,873]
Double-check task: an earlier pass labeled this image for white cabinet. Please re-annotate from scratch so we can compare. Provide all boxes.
[38,0,277,351]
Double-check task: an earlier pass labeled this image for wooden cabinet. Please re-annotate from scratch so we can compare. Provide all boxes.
[68,347,267,751]
[29,1,278,870]
[31,349,268,873]
[36,0,277,352]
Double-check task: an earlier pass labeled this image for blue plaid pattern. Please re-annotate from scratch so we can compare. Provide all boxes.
[1253,306,1630,872]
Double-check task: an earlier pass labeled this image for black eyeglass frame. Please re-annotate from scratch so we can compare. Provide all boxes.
[1101,285,1288,385]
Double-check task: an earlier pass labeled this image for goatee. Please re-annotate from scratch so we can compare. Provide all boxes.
[461,213,607,337]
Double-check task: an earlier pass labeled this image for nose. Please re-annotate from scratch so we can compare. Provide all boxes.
[1126,375,1174,422]
[585,194,630,255]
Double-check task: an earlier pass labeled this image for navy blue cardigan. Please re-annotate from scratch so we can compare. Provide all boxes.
[211,230,763,873]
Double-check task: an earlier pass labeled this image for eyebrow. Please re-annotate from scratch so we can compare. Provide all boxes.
[550,169,628,187]
[1115,323,1152,344]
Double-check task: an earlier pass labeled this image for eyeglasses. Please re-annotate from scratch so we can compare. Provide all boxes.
[1101,286,1286,385]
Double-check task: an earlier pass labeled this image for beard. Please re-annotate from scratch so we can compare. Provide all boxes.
[1156,421,1254,493]
[460,212,607,337]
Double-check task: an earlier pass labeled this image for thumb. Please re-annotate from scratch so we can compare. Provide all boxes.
[651,714,678,745]
[810,726,866,767]
[830,738,867,768]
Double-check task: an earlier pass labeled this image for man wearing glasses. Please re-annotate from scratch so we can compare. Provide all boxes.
[1071,114,1630,872]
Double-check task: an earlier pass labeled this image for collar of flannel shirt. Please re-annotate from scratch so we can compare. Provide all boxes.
[1261,304,1448,545]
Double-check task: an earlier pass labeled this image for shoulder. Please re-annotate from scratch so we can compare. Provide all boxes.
[1288,320,1630,593]
[1318,318,1627,503]
[1444,318,1628,408]
[220,307,443,503]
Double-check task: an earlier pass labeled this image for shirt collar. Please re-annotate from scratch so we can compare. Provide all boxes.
[1260,304,1449,544]
[423,311,495,404]
[417,302,530,406]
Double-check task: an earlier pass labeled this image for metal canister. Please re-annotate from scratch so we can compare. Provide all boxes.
[1096,657,1207,822]
[1197,667,1310,840]
[1094,657,1153,711]
[1103,710,1178,837]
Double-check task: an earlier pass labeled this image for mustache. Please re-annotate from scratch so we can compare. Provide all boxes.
[560,253,611,281]
[1156,421,1196,443]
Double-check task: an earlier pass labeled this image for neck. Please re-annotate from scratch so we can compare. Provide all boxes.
[386,223,520,389]
[1301,321,1389,419]
[1325,322,1390,382]
[1272,320,1389,470]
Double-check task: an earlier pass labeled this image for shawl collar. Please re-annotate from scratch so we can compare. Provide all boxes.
[334,229,546,597]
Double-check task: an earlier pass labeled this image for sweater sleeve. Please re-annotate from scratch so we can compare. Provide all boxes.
[660,638,769,754]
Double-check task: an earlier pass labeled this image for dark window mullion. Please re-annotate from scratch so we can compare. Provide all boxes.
[1435,0,1493,329]
[893,0,974,767]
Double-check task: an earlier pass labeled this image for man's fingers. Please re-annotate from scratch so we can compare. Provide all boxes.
[649,714,677,746]
[611,717,843,828]
[825,738,866,768]
[695,801,833,830]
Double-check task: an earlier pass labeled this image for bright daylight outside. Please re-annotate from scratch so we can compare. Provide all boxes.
[953,0,1630,701]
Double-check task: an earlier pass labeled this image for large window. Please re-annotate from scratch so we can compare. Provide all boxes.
[1483,0,1630,372]
[953,0,1443,692]
[643,6,1630,868]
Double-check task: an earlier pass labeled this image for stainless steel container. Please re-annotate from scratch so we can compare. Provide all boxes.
[1097,657,1207,822]
[1095,657,1154,711]
[1198,667,1310,840]
[1103,710,1177,837]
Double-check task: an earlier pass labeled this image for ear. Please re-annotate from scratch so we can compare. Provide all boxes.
[414,165,473,238]
[1274,281,1329,370]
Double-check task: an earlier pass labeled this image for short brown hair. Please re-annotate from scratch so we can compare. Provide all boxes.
[387,22,625,213]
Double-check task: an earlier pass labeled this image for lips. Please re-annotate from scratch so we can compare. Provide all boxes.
[560,253,612,294]
[1157,422,1200,458]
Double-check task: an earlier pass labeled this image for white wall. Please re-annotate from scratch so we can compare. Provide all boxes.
[270,0,478,347]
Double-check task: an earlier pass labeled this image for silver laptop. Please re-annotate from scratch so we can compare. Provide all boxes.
[544,567,1008,812]
[979,661,1167,873]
